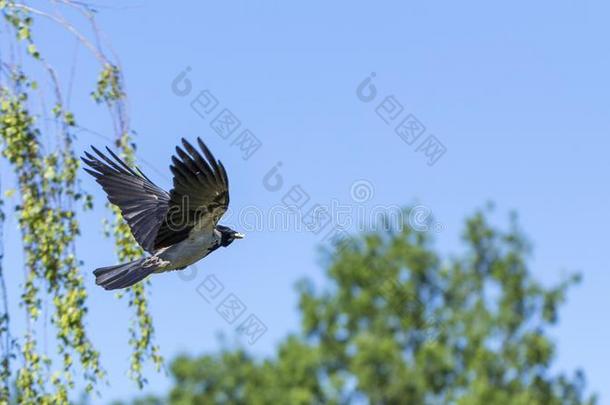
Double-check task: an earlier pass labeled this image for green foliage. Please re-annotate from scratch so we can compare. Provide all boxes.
[92,64,124,104]
[0,1,161,402]
[0,79,103,402]
[105,138,163,388]
[91,29,163,393]
[97,71,163,385]
[140,208,595,405]
[0,181,10,403]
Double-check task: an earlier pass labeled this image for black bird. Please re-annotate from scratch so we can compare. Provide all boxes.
[82,137,244,290]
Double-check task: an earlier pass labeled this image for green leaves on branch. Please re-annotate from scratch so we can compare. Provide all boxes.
[3,3,39,61]
[1,85,103,402]
[107,143,163,389]
[92,64,124,104]
[94,58,164,387]
[0,2,163,399]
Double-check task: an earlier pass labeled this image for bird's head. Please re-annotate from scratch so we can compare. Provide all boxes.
[216,225,245,247]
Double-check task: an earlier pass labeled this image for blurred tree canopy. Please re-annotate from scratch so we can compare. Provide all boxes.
[130,209,595,405]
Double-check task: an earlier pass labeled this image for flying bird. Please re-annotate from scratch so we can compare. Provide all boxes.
[82,137,243,290]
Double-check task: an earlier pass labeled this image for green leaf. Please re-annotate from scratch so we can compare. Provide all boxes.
[27,43,39,59]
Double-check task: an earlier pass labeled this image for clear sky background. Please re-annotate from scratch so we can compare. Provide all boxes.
[1,0,609,402]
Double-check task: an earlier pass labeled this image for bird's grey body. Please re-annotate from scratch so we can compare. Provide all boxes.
[82,137,243,290]
[152,226,221,272]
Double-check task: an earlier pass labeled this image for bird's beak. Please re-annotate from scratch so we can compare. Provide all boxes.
[234,232,245,239]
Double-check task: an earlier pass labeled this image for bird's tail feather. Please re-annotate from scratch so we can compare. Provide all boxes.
[93,258,155,290]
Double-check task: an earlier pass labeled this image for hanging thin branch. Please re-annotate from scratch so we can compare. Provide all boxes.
[0,176,11,401]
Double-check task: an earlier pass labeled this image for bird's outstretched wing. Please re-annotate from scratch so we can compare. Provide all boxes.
[154,137,230,250]
[82,147,170,253]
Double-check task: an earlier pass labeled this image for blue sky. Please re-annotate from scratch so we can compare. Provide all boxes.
[1,0,609,402]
